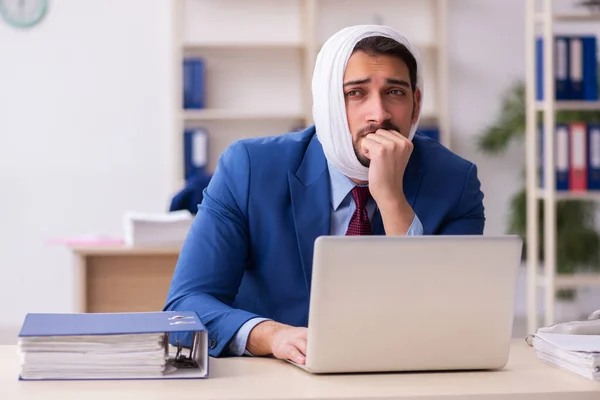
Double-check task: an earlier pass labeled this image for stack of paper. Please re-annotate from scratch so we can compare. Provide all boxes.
[18,333,167,380]
[531,332,600,381]
[123,210,193,246]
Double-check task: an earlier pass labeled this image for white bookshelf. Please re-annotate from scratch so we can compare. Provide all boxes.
[537,273,600,289]
[535,13,600,22]
[183,42,304,50]
[183,109,306,121]
[536,189,600,201]
[535,100,600,111]
[170,0,450,191]
[524,0,600,333]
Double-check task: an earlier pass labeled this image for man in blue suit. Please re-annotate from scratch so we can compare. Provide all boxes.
[164,26,485,365]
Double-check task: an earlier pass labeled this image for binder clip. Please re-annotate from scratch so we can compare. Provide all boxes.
[166,333,203,369]
[170,340,198,368]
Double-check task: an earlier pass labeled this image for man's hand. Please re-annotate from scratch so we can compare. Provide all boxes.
[361,129,415,235]
[246,321,307,364]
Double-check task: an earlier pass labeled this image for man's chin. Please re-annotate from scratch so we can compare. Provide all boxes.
[353,148,370,168]
[358,157,370,168]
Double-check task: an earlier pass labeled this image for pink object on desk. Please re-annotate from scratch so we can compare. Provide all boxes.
[46,235,125,246]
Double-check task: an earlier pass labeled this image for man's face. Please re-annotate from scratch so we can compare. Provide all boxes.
[343,50,422,167]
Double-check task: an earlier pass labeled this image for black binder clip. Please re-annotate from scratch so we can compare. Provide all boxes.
[168,337,200,369]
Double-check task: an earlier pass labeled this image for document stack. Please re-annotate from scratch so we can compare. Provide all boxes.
[528,315,600,381]
[123,210,193,246]
[17,311,208,380]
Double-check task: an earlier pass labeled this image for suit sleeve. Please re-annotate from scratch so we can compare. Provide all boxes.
[438,164,485,235]
[163,141,260,357]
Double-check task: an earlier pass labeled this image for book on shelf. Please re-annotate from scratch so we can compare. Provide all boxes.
[536,35,598,101]
[183,57,206,109]
[539,122,600,191]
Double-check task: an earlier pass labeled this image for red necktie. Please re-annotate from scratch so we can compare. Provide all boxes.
[345,186,372,235]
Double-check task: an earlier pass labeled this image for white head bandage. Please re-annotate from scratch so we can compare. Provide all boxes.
[312,25,424,181]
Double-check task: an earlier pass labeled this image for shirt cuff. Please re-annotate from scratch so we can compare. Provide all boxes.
[228,317,271,356]
[406,213,424,236]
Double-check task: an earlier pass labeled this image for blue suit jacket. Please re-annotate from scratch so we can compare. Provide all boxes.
[163,126,485,356]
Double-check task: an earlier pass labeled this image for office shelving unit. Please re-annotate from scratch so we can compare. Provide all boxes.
[524,0,600,333]
[170,0,450,192]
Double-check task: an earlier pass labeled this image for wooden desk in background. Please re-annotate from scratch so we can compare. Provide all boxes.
[3,342,600,399]
[69,245,181,313]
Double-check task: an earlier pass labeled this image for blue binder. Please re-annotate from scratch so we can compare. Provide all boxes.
[570,36,598,100]
[582,36,598,101]
[18,311,208,380]
[183,58,206,109]
[539,124,570,191]
[536,36,570,100]
[184,128,208,180]
[588,123,600,190]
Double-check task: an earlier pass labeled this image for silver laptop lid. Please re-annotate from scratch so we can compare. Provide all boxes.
[305,235,522,373]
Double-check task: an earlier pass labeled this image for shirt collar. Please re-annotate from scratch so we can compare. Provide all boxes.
[327,161,361,211]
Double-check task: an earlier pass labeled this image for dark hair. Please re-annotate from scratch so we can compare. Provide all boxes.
[352,36,418,93]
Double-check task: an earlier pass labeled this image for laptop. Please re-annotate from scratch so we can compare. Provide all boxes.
[293,235,522,374]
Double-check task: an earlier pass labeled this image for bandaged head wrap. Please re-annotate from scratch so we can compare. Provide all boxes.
[312,25,424,181]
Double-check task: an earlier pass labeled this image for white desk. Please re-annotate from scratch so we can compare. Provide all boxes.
[2,341,599,399]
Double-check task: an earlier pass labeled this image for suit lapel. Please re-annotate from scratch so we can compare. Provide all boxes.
[372,142,424,235]
[288,133,331,293]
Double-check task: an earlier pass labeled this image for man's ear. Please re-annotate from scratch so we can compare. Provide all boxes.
[411,88,422,123]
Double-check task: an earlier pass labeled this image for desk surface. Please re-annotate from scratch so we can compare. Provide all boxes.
[2,341,599,400]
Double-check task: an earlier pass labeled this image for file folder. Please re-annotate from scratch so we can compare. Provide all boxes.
[539,124,570,190]
[588,123,600,190]
[183,58,206,109]
[18,311,208,381]
[184,128,208,180]
[569,122,588,191]
[570,37,584,99]
[582,36,598,101]
[536,36,570,100]
[570,36,598,100]
[556,124,571,190]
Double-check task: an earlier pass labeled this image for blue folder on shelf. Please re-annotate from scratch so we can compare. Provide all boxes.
[536,36,570,101]
[570,36,598,101]
[183,58,206,109]
[588,123,600,190]
[18,311,208,381]
[581,36,598,101]
[184,128,208,180]
[539,124,570,191]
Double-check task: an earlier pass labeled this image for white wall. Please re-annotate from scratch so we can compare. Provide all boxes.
[447,0,526,236]
[0,0,175,331]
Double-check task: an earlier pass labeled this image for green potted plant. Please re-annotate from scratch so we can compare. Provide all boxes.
[476,77,600,304]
